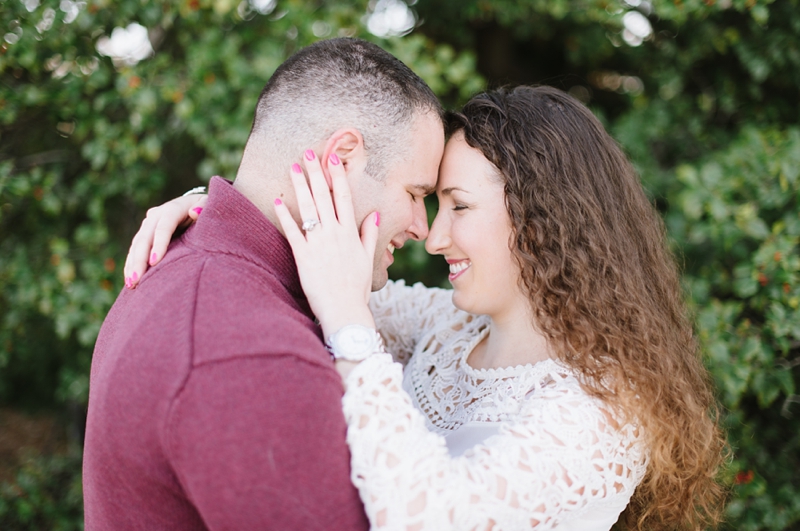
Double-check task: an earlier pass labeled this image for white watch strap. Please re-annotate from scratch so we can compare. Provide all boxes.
[326,325,385,362]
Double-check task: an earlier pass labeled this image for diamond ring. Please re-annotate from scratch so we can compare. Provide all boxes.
[302,218,320,232]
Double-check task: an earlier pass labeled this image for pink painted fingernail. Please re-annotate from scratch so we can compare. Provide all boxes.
[292,163,302,173]
[305,149,316,161]
[375,212,380,226]
[193,207,203,215]
[131,271,138,283]
[150,253,158,266]
[274,198,282,206]
[124,277,132,289]
[329,153,340,165]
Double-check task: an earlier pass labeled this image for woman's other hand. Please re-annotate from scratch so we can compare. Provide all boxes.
[123,194,207,288]
[274,150,378,338]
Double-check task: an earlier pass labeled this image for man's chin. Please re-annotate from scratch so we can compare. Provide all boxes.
[370,268,389,292]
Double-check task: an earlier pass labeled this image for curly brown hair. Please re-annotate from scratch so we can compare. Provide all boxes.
[447,86,728,530]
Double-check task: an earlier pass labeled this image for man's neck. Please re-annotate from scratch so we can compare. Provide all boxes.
[232,172,285,234]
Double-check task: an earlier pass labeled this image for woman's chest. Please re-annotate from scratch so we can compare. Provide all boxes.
[402,332,546,436]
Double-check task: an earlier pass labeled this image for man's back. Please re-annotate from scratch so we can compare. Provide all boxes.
[83,177,367,530]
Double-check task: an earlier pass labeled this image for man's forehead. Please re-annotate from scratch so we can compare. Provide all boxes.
[389,111,444,193]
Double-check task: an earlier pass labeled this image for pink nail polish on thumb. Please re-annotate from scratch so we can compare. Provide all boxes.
[193,207,203,215]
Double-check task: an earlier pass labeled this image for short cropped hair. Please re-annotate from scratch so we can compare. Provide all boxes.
[249,38,444,180]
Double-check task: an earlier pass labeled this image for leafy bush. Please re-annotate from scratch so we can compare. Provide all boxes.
[0,452,83,531]
[667,127,800,529]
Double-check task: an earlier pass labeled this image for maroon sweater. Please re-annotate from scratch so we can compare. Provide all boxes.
[83,177,368,530]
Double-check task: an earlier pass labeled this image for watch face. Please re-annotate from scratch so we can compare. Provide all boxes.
[328,325,383,361]
[338,328,375,356]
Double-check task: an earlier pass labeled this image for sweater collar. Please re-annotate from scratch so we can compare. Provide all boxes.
[185,176,305,302]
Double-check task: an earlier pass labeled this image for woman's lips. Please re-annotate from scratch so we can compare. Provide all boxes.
[448,260,471,281]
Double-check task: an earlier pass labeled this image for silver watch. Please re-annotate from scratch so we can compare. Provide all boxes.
[325,325,385,362]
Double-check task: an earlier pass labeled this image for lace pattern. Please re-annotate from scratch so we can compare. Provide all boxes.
[350,281,648,530]
[369,280,458,368]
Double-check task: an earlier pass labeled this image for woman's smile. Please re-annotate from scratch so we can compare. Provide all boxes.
[447,259,472,281]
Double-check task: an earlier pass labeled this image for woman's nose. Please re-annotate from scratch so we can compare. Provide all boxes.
[425,209,450,255]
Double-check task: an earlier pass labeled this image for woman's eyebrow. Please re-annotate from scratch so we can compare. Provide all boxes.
[438,186,469,196]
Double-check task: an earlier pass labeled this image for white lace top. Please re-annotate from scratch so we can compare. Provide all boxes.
[342,280,647,531]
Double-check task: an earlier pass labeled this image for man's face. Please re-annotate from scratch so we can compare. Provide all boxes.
[350,112,445,290]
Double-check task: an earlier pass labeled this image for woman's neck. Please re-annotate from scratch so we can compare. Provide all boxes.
[467,296,553,370]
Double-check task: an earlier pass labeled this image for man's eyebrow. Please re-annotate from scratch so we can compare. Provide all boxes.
[438,186,469,196]
[410,184,437,195]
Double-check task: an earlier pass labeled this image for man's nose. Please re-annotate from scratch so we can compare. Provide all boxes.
[407,201,429,241]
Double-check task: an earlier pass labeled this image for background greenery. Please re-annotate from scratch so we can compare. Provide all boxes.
[0,0,798,528]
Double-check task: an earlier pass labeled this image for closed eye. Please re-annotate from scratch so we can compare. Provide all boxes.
[409,185,436,202]
[410,192,429,204]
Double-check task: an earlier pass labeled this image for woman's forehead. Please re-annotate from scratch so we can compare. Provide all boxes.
[437,137,501,192]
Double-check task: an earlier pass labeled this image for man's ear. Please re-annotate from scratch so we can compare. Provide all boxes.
[320,128,366,190]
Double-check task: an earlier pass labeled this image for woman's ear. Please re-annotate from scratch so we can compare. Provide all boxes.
[321,128,366,190]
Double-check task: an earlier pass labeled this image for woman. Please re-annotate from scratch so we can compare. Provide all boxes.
[125,86,726,529]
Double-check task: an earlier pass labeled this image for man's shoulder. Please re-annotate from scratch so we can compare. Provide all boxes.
[193,251,289,305]
[191,255,327,368]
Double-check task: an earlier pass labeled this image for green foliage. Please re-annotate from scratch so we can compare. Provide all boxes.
[2,0,799,528]
[0,452,83,531]
[667,127,800,529]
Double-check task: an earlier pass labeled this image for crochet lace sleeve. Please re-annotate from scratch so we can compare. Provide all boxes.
[368,280,456,366]
[342,354,646,530]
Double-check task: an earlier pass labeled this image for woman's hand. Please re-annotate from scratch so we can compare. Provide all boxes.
[123,193,207,288]
[273,150,379,338]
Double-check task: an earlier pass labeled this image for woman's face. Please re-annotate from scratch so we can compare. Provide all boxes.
[425,134,525,320]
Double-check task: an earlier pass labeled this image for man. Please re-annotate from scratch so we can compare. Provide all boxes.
[83,37,445,529]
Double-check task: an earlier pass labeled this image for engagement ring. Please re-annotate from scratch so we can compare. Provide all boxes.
[302,219,320,232]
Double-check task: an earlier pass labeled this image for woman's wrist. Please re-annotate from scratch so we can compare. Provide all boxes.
[318,306,376,339]
[335,360,361,386]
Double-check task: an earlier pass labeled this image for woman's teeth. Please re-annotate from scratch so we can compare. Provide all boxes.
[449,261,471,275]
[387,243,396,254]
